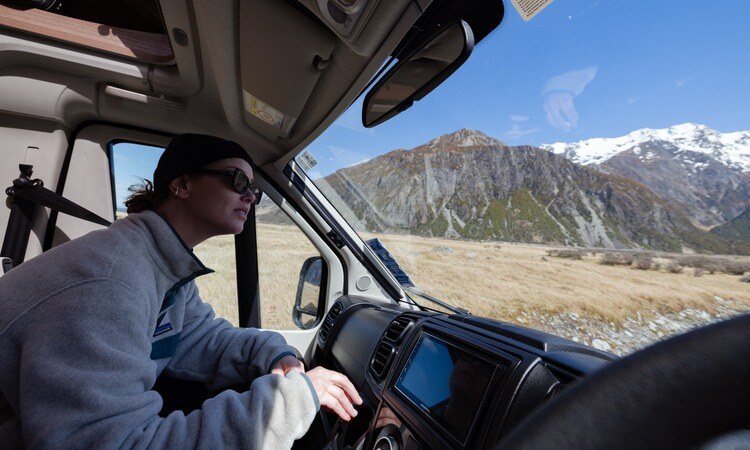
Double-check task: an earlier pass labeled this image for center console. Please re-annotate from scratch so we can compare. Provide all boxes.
[375,324,522,449]
[306,297,616,450]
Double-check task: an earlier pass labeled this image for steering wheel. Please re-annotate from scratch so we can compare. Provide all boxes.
[495,313,750,450]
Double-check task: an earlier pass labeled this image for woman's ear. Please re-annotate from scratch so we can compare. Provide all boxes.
[168,175,190,198]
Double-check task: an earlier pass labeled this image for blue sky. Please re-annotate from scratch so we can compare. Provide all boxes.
[112,142,163,210]
[114,0,750,205]
[302,0,750,176]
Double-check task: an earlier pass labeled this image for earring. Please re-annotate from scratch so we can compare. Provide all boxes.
[175,187,180,197]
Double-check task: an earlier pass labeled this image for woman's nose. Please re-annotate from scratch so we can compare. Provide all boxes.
[240,189,255,204]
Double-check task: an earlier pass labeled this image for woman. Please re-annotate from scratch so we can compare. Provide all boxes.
[0,134,361,449]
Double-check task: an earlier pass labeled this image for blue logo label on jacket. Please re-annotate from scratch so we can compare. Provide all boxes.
[153,323,173,337]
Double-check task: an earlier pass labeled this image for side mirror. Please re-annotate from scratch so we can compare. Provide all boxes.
[293,256,325,329]
[362,20,474,128]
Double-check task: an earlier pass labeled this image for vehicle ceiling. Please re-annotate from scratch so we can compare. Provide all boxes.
[0,0,501,168]
[0,0,428,167]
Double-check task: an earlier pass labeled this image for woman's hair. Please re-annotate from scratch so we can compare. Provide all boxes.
[124,179,171,213]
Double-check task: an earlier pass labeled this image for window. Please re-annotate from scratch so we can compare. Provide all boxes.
[255,199,323,330]
[294,1,750,355]
[111,141,240,325]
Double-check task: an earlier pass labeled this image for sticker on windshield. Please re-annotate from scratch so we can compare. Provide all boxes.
[246,93,284,128]
[298,151,318,171]
[511,0,554,21]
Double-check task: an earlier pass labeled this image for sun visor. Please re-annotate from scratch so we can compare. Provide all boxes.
[239,0,335,141]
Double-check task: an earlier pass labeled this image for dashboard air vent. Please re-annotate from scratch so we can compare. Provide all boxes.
[384,316,413,342]
[319,301,343,343]
[370,342,394,379]
[369,315,415,382]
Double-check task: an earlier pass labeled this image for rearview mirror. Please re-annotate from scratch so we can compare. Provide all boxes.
[362,20,474,128]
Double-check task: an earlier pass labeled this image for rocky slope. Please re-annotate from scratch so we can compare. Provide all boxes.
[711,206,750,243]
[319,129,750,254]
[544,123,750,228]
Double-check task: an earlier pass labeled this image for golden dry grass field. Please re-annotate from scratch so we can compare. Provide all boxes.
[193,223,320,330]
[194,223,750,341]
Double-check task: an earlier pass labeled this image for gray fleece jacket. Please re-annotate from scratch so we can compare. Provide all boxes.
[0,211,319,449]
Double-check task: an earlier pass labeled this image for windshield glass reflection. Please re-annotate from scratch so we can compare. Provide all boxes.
[295,1,750,356]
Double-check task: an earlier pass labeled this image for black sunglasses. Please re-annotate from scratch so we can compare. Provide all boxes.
[194,168,263,205]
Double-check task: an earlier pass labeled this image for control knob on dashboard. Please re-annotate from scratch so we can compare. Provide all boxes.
[373,425,401,450]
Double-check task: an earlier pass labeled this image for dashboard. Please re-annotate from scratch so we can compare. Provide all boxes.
[303,296,618,450]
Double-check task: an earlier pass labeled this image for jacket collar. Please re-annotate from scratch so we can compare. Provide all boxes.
[117,210,214,282]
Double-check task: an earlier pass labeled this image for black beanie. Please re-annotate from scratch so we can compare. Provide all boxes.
[153,134,254,191]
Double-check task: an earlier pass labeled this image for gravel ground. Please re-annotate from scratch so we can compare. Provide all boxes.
[516,296,749,356]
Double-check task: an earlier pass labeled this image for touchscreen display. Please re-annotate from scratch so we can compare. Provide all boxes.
[394,333,495,443]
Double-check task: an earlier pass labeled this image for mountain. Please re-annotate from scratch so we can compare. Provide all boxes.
[599,141,750,227]
[543,123,750,170]
[711,206,750,243]
[319,129,750,254]
[424,127,506,148]
[543,124,750,227]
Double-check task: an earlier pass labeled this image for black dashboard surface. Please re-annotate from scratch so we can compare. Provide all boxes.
[307,296,616,450]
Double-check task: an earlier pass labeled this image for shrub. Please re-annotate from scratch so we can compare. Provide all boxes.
[633,253,653,270]
[547,249,584,260]
[559,250,584,260]
[678,256,750,275]
[677,256,712,269]
[725,261,750,276]
[599,254,617,265]
[741,274,750,283]
[664,261,683,274]
[599,252,634,266]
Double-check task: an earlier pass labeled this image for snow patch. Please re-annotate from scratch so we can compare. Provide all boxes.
[542,123,750,171]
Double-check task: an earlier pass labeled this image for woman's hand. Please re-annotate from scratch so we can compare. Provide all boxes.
[375,405,401,429]
[305,366,363,422]
[271,354,305,376]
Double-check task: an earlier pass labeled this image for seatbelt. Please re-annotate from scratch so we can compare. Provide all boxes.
[1,164,111,269]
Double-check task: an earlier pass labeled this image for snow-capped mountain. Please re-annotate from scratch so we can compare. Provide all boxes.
[541,124,750,228]
[543,123,750,172]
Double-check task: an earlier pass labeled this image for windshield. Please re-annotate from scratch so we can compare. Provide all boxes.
[296,0,750,355]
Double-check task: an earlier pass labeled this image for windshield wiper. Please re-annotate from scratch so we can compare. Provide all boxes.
[402,287,471,315]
